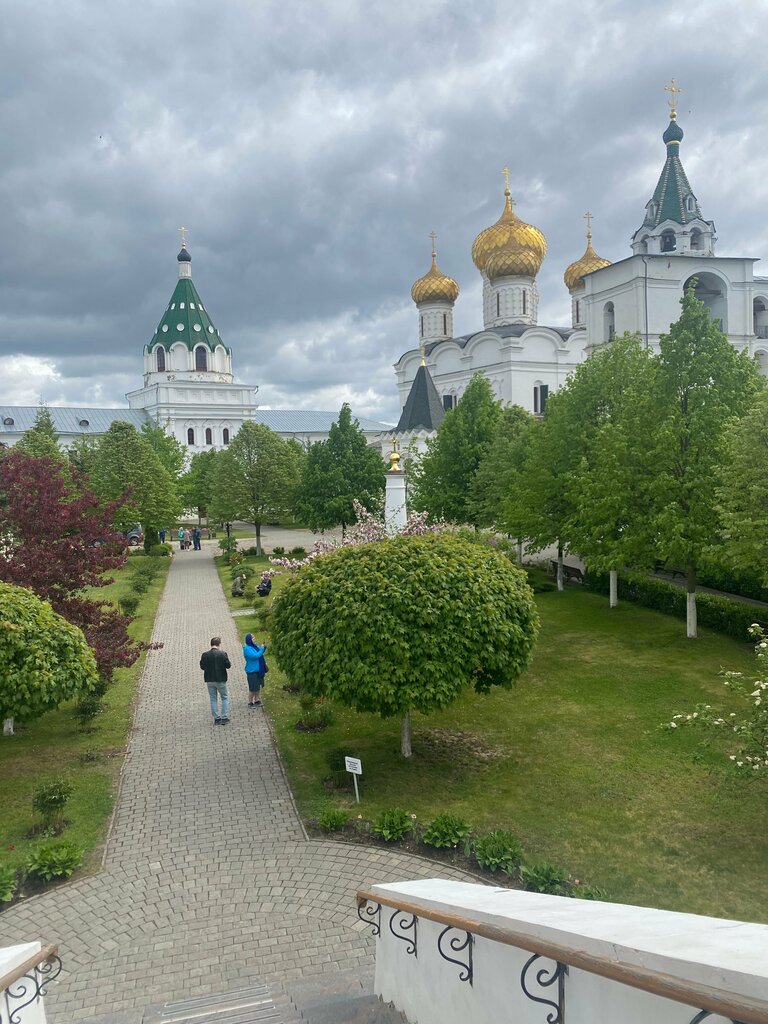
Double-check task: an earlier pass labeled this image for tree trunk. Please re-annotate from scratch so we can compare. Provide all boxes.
[556,543,564,592]
[686,565,697,639]
[255,521,262,557]
[401,712,412,758]
[516,539,523,566]
[3,718,14,736]
[609,569,618,608]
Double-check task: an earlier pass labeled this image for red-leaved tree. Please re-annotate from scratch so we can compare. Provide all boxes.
[0,450,150,682]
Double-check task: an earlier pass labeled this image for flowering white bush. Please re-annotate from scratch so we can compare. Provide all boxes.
[665,624,768,773]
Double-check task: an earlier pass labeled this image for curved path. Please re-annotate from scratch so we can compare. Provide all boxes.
[0,544,474,1022]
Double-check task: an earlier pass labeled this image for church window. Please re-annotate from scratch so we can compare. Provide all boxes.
[79,419,90,427]
[208,326,214,333]
[205,427,213,445]
[223,428,230,445]
[3,417,14,425]
[180,302,185,309]
[522,290,527,315]
[195,347,208,371]
[420,316,424,338]
[603,302,615,342]
[496,293,500,317]
[442,394,455,411]
[170,304,175,310]
[661,230,676,253]
[685,196,695,213]
[575,299,581,323]
[190,303,195,309]
[187,428,195,446]
[690,228,702,250]
[443,313,447,334]
[194,324,201,332]
[162,325,168,332]
[533,383,549,415]
[156,348,166,372]
[176,323,184,331]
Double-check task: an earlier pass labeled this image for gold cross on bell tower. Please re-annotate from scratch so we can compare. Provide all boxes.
[178,225,189,249]
[584,210,593,240]
[664,79,682,119]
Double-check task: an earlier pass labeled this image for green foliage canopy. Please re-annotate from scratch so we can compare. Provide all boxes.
[15,407,61,461]
[272,533,539,722]
[140,420,188,480]
[0,581,99,724]
[295,404,386,531]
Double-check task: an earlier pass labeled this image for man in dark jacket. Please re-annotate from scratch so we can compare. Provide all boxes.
[200,637,231,724]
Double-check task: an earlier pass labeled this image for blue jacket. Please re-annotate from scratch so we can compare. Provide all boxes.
[243,643,266,674]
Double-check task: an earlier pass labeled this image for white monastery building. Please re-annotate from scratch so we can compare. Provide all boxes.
[394,86,768,435]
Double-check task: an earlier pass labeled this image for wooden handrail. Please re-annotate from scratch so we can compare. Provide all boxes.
[0,944,59,994]
[357,889,768,1024]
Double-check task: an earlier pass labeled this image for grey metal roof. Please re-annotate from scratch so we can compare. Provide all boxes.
[395,364,445,434]
[398,322,571,363]
[250,410,393,434]
[0,406,149,435]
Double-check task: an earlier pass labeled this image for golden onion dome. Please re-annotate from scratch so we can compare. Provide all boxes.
[563,224,611,291]
[471,187,547,274]
[486,235,541,281]
[411,248,460,304]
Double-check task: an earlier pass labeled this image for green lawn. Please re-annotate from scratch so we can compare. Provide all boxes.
[219,553,766,923]
[0,556,169,875]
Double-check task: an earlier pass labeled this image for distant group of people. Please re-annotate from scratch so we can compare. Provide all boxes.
[199,634,268,724]
[177,527,202,551]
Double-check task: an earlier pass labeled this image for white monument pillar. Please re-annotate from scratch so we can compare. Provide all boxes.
[384,441,407,535]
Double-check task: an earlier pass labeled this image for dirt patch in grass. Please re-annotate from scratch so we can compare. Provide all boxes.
[417,728,505,766]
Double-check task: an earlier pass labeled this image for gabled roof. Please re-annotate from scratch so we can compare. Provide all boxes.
[250,410,392,435]
[149,277,226,354]
[0,407,149,436]
[395,363,445,434]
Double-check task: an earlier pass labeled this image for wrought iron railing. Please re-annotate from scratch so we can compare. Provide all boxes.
[1,944,62,1024]
[357,889,767,1024]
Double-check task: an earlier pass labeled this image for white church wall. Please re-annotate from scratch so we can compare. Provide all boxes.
[432,342,463,374]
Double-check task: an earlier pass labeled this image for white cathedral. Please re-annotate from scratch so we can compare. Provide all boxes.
[392,87,768,442]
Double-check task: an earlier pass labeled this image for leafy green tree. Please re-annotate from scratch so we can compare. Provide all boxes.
[563,334,657,606]
[15,407,61,461]
[89,421,182,550]
[295,404,386,533]
[272,534,539,757]
[181,449,219,523]
[649,286,764,637]
[140,421,188,481]
[209,422,303,554]
[717,389,768,586]
[1,581,99,735]
[469,405,534,560]
[411,374,502,524]
[67,435,100,477]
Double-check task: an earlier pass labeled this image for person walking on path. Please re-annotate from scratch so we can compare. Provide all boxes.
[200,636,231,723]
[178,526,185,550]
[193,526,202,550]
[243,632,267,708]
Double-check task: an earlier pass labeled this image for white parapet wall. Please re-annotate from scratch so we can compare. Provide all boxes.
[366,879,768,1024]
[0,942,49,1024]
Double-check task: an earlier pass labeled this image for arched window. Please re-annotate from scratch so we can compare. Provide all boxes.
[603,302,615,342]
[661,230,676,253]
[205,427,213,446]
[223,428,230,445]
[522,290,527,315]
[420,316,424,338]
[496,293,500,317]
[754,298,768,339]
[638,235,649,254]
[195,346,207,371]
[156,347,166,372]
[3,417,14,426]
[690,228,703,251]
[685,273,728,332]
[575,299,581,324]
[442,313,447,334]
[533,383,549,415]
[685,196,695,213]
[187,427,195,446]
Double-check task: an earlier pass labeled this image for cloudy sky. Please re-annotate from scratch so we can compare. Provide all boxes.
[2,0,768,424]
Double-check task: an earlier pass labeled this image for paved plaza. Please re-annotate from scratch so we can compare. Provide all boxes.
[0,544,474,1022]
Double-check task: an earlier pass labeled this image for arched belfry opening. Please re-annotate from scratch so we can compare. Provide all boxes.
[195,346,208,371]
[603,302,615,342]
[684,273,728,332]
[753,298,768,339]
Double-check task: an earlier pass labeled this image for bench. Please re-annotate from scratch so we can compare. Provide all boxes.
[654,560,686,579]
[550,560,584,584]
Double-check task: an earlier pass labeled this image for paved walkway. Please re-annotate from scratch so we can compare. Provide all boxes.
[0,545,473,1022]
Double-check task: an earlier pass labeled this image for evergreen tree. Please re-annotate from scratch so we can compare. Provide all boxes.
[209,422,303,554]
[15,407,61,461]
[411,373,502,524]
[649,285,764,637]
[295,404,386,533]
[90,421,182,550]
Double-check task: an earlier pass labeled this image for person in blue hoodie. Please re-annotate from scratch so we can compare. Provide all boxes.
[243,633,267,708]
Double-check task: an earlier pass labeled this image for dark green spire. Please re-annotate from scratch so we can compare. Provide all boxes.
[643,114,702,228]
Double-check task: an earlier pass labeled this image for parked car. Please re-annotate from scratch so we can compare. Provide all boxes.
[121,525,144,546]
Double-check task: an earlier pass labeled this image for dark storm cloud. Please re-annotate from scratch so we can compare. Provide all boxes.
[2,0,768,421]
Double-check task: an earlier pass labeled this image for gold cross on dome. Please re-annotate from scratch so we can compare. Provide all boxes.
[584,210,593,238]
[664,79,682,118]
[429,230,437,255]
[502,165,511,191]
[178,226,189,249]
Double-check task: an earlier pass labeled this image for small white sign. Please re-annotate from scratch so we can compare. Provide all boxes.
[345,756,362,775]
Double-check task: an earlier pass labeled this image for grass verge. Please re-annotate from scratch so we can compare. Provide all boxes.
[0,556,169,878]
[217,553,767,923]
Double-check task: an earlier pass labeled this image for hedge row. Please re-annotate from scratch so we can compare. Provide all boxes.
[584,571,765,641]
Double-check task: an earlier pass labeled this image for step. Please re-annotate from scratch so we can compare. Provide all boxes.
[143,983,280,1024]
[276,969,405,1024]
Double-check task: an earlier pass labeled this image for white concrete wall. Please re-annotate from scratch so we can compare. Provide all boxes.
[370,880,768,1024]
[0,942,49,1024]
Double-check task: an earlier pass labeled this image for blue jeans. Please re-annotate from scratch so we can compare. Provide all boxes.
[206,681,229,720]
